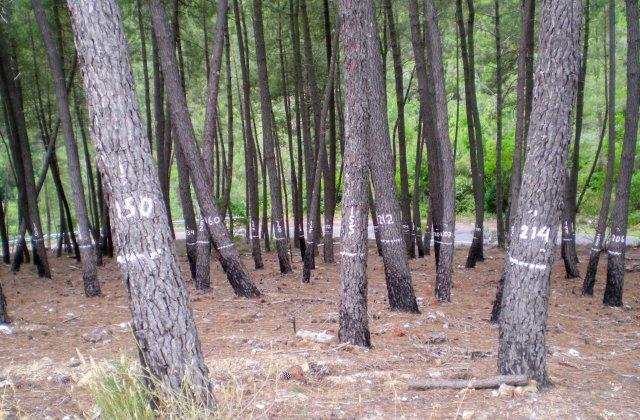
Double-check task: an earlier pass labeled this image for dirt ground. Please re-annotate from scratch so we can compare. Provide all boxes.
[1,240,639,418]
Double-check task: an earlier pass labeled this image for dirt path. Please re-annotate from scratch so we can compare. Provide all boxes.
[1,242,639,418]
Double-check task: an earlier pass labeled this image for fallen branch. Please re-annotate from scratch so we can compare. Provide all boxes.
[408,374,530,390]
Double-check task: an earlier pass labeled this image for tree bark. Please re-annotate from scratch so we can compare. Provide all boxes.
[494,0,505,250]
[0,280,8,324]
[384,0,413,258]
[498,0,582,386]
[233,0,263,269]
[603,0,640,307]
[583,0,616,295]
[252,0,292,273]
[136,0,153,149]
[322,0,337,264]
[0,27,51,278]
[561,0,590,279]
[33,0,101,297]
[363,0,418,313]
[424,0,457,302]
[338,0,372,347]
[67,0,214,406]
[301,28,339,284]
[458,0,485,268]
[149,0,260,297]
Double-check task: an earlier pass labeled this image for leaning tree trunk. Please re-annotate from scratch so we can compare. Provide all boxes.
[384,0,413,258]
[33,0,101,297]
[233,0,263,269]
[0,281,8,324]
[149,0,260,298]
[603,0,640,307]
[561,0,590,279]
[252,0,292,273]
[67,0,214,406]
[498,0,582,386]
[175,140,199,279]
[338,0,372,347]
[424,0,457,302]
[582,0,616,295]
[412,113,425,257]
[363,0,418,313]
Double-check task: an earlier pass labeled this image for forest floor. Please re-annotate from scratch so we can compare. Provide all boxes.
[1,240,639,418]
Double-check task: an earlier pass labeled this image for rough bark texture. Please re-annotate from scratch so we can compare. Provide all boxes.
[603,0,639,307]
[424,0,456,302]
[363,0,418,313]
[233,0,263,269]
[491,0,536,320]
[301,28,339,284]
[457,0,485,268]
[498,0,582,386]
[0,281,8,324]
[338,0,371,347]
[67,0,214,405]
[494,0,505,250]
[583,0,616,295]
[149,0,260,298]
[33,0,101,297]
[252,0,292,274]
[0,27,51,278]
[561,0,590,279]
[384,0,413,258]
[174,140,198,279]
[322,0,337,264]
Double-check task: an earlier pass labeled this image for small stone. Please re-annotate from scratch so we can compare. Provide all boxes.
[426,333,447,344]
[82,327,112,343]
[0,324,14,335]
[58,374,72,385]
[0,379,14,389]
[567,348,580,357]
[498,383,515,398]
[462,410,475,419]
[296,330,334,344]
[67,358,81,368]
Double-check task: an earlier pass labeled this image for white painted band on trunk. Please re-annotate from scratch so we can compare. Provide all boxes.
[217,243,234,250]
[340,251,365,257]
[508,256,547,271]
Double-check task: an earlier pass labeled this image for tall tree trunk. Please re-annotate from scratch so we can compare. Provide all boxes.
[233,0,263,269]
[409,0,441,267]
[149,0,260,298]
[363,1,418,313]
[33,0,101,297]
[562,0,590,279]
[136,0,153,148]
[322,0,337,263]
[506,0,536,237]
[338,0,372,347]
[0,194,10,265]
[582,0,616,295]
[603,0,640,307]
[252,0,292,273]
[67,0,214,406]
[175,139,198,280]
[0,28,51,278]
[301,28,339,284]
[412,113,425,258]
[424,0,457,302]
[384,0,413,258]
[458,0,485,268]
[491,0,536,321]
[221,26,234,218]
[494,0,505,250]
[0,280,8,323]
[498,0,582,386]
